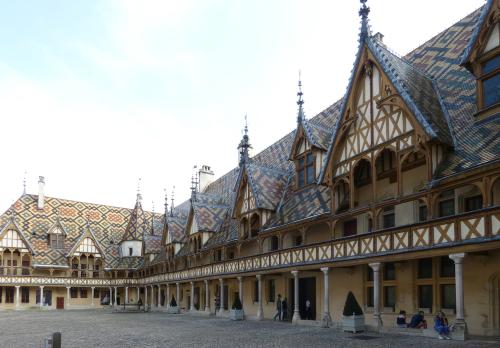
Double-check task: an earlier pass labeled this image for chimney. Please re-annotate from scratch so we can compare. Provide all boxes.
[38,176,45,210]
[198,165,214,193]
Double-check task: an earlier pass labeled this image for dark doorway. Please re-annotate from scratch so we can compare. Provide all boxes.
[223,285,229,310]
[289,277,316,320]
[56,297,64,309]
[194,287,200,310]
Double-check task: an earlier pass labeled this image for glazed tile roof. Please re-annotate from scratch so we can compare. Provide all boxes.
[121,196,146,242]
[191,192,229,232]
[0,194,162,269]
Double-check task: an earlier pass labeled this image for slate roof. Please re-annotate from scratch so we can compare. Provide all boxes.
[0,194,162,269]
[191,192,229,232]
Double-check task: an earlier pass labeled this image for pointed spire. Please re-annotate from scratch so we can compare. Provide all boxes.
[359,0,371,41]
[170,186,175,217]
[151,200,155,235]
[238,114,251,166]
[297,71,305,124]
[190,165,198,200]
[22,171,27,195]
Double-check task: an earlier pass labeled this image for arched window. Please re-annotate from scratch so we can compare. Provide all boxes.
[250,214,260,238]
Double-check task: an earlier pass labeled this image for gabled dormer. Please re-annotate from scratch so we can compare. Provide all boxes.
[0,211,35,254]
[461,0,499,120]
[47,215,68,250]
[67,221,104,258]
[289,80,331,189]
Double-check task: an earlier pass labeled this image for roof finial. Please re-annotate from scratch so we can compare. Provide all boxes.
[190,165,199,197]
[151,200,155,235]
[359,0,371,40]
[22,171,27,195]
[10,207,16,222]
[164,188,169,215]
[136,178,142,204]
[238,114,251,166]
[170,186,175,217]
[297,71,305,123]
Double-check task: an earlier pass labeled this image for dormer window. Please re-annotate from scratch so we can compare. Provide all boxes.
[129,247,133,256]
[297,152,315,188]
[481,55,499,108]
[48,226,65,249]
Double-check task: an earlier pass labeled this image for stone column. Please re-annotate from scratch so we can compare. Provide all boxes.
[291,271,300,323]
[204,280,210,313]
[15,286,20,308]
[237,276,243,302]
[190,282,195,311]
[125,287,129,304]
[256,275,264,320]
[108,287,113,307]
[157,285,162,308]
[114,287,118,307]
[66,287,71,309]
[320,267,332,328]
[450,253,467,340]
[176,283,180,308]
[39,286,44,309]
[166,284,170,308]
[145,286,148,310]
[91,287,95,307]
[136,287,140,303]
[369,263,383,328]
[218,278,225,316]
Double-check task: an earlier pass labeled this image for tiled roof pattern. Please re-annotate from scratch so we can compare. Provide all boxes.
[121,197,146,242]
[0,195,161,269]
[303,118,333,150]
[144,233,162,254]
[245,161,290,211]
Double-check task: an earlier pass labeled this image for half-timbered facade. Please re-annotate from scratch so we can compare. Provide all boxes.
[0,0,499,340]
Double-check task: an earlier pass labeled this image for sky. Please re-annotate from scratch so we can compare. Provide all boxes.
[0,0,485,214]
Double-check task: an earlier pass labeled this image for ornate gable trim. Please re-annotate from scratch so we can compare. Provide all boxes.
[0,215,35,254]
[67,222,105,258]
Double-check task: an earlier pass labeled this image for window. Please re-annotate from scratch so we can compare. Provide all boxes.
[268,279,275,302]
[21,287,29,303]
[438,190,455,217]
[294,235,303,246]
[366,286,374,307]
[418,203,428,222]
[441,284,456,310]
[93,288,100,299]
[354,160,371,187]
[253,281,259,302]
[5,287,14,303]
[343,219,357,237]
[80,288,87,298]
[49,233,64,249]
[367,266,374,281]
[70,287,78,299]
[80,264,87,278]
[129,247,133,256]
[376,149,396,181]
[383,263,396,281]
[93,264,100,278]
[383,286,396,309]
[440,257,455,278]
[481,55,500,108]
[465,195,483,212]
[382,207,395,229]
[418,285,433,310]
[270,236,279,251]
[417,258,433,279]
[297,152,315,188]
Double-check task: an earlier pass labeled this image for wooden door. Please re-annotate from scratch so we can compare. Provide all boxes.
[56,297,64,309]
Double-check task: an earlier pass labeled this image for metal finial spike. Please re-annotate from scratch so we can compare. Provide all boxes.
[170,186,175,217]
[22,171,27,195]
[244,114,248,135]
[152,201,155,213]
[163,188,169,214]
[359,0,371,38]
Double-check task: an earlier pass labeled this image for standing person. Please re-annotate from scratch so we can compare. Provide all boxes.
[434,311,451,340]
[282,297,288,321]
[305,299,312,320]
[273,294,282,320]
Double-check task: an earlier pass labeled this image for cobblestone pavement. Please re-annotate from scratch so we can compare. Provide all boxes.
[0,310,499,348]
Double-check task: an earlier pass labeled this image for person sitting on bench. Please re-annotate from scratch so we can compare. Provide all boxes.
[409,311,427,329]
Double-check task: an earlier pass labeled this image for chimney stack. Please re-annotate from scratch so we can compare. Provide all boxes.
[198,165,214,193]
[38,176,45,210]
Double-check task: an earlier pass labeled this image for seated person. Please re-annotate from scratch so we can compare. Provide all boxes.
[434,311,451,340]
[396,310,408,328]
[409,311,427,329]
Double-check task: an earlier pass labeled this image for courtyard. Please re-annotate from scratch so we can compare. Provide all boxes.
[0,310,498,348]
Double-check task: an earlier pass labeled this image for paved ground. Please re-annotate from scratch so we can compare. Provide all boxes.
[0,310,499,348]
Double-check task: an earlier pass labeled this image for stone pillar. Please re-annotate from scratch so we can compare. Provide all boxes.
[166,284,170,308]
[204,280,210,313]
[218,278,225,316]
[136,287,139,303]
[450,253,467,340]
[369,263,383,328]
[39,286,44,309]
[91,287,95,307]
[256,275,263,320]
[157,285,162,308]
[15,286,20,308]
[66,287,71,309]
[237,276,243,302]
[291,271,300,323]
[320,267,332,328]
[125,287,129,304]
[145,286,148,310]
[190,282,195,311]
[176,283,180,308]
[109,287,113,307]
[114,287,118,307]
